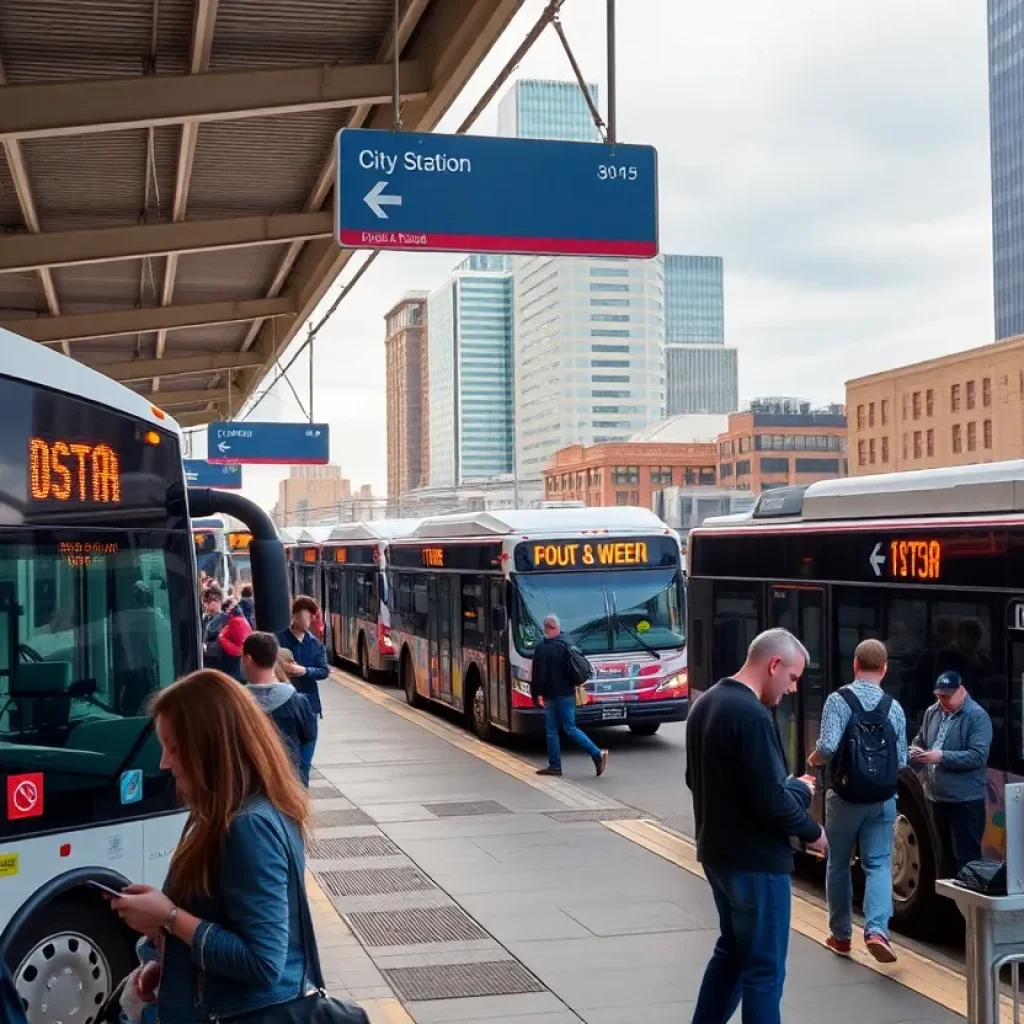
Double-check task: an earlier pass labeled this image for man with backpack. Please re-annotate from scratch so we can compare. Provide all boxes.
[531,614,609,778]
[808,638,907,964]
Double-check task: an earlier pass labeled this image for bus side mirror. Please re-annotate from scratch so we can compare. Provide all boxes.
[491,607,507,633]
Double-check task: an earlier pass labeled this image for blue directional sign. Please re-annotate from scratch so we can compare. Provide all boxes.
[183,460,243,489]
[336,128,658,258]
[206,422,330,466]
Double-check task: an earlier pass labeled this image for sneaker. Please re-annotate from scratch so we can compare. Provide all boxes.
[825,936,852,957]
[536,766,562,777]
[864,933,897,964]
[595,750,609,777]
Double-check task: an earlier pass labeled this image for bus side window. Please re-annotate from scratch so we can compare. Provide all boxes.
[833,587,882,689]
[711,584,761,681]
[461,579,485,651]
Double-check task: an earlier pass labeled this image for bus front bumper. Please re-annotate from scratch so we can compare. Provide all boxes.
[511,697,689,735]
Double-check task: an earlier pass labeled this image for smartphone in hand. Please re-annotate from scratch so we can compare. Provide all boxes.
[86,880,125,899]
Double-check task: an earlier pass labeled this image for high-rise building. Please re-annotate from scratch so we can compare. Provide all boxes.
[497,78,600,142]
[663,254,737,415]
[513,255,666,484]
[427,255,514,487]
[989,0,1024,339]
[384,292,428,500]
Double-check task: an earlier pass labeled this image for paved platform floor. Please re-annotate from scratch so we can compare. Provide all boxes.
[304,676,965,1024]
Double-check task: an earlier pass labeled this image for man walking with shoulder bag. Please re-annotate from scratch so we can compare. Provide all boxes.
[531,614,609,778]
[808,638,907,963]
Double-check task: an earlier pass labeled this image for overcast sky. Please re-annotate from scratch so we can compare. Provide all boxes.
[189,0,993,510]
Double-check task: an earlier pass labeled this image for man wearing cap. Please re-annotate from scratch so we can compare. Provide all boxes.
[911,671,993,875]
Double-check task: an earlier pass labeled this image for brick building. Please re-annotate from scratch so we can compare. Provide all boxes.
[847,336,1024,474]
[384,292,429,500]
[717,398,848,492]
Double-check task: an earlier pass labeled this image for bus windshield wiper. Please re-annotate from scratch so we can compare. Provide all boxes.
[610,591,661,660]
[568,615,612,649]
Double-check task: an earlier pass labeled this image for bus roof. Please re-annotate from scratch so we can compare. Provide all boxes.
[328,519,422,542]
[700,460,1024,529]
[293,526,334,544]
[410,507,672,540]
[2,326,181,434]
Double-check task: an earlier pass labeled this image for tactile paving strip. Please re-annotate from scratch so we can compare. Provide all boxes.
[382,960,545,1001]
[422,800,512,817]
[345,905,489,947]
[544,807,649,823]
[313,808,374,827]
[307,835,403,860]
[318,865,434,898]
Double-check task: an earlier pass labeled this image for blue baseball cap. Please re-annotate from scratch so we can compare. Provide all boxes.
[935,671,963,694]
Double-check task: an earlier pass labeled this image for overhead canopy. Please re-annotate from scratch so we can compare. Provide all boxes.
[0,0,521,426]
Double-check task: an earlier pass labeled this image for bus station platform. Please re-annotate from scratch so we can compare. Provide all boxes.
[305,672,968,1024]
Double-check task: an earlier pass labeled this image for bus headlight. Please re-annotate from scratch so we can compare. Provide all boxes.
[656,670,687,694]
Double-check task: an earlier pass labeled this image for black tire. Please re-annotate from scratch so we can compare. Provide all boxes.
[358,636,371,682]
[468,677,493,742]
[891,788,939,936]
[7,894,134,1024]
[402,654,423,708]
[628,723,661,737]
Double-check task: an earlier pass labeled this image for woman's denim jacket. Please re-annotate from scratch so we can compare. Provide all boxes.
[156,796,310,1023]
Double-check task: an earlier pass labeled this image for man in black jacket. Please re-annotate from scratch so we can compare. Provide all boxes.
[686,627,827,1024]
[531,614,608,778]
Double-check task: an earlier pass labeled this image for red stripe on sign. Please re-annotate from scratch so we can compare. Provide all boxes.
[206,457,328,465]
[338,229,657,258]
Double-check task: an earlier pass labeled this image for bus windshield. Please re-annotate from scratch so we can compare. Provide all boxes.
[0,531,195,837]
[513,568,685,656]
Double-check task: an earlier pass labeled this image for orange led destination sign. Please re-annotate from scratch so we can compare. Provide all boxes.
[228,532,253,551]
[421,547,444,568]
[58,540,119,568]
[29,438,121,504]
[515,535,679,573]
[888,539,942,581]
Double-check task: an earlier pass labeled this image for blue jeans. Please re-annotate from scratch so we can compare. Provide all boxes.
[694,868,790,1024]
[544,696,601,769]
[825,790,896,940]
[299,739,316,787]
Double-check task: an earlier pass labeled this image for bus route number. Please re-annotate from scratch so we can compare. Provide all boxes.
[598,165,638,181]
[889,539,941,581]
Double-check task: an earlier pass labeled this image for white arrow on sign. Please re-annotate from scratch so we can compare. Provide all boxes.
[364,180,402,219]
[869,542,886,577]
[217,441,231,453]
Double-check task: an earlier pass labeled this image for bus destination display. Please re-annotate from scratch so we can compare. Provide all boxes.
[514,535,678,572]
[886,539,941,581]
[29,437,121,504]
[228,531,252,551]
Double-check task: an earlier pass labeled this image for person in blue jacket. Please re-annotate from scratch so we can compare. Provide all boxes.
[277,595,329,777]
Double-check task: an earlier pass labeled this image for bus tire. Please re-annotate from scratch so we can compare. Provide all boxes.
[358,635,372,682]
[628,723,661,736]
[467,674,493,743]
[7,893,134,1024]
[891,786,938,936]
[402,653,423,709]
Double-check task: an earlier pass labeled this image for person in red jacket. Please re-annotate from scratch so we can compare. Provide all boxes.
[217,605,252,682]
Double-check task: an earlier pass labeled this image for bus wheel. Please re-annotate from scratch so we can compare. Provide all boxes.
[9,896,133,1024]
[469,681,492,742]
[628,723,660,737]
[402,655,423,708]
[891,790,937,935]
[358,637,371,682]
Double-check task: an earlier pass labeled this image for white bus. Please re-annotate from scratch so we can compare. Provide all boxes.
[321,519,421,680]
[386,508,689,741]
[0,327,289,1023]
[192,516,232,591]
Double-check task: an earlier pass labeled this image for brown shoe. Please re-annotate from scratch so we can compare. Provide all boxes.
[865,933,897,964]
[536,766,562,777]
[825,935,852,957]
[595,750,609,777]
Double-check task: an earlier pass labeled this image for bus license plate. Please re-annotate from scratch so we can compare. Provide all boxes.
[601,705,627,721]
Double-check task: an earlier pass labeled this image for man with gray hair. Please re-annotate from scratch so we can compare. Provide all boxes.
[686,627,826,1024]
[531,614,608,777]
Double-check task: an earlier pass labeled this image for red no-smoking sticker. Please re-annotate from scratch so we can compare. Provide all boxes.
[7,773,43,820]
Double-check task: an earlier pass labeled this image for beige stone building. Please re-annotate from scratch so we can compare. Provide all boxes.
[384,292,429,502]
[846,336,1024,475]
[276,465,351,524]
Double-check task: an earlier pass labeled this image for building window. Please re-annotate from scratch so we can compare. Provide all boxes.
[967,421,977,452]
[983,377,992,407]
[857,405,865,429]
[902,394,908,421]
[720,439,733,456]
[912,392,921,420]
[795,457,840,473]
[952,423,962,454]
[881,399,889,426]
[913,431,922,459]
[967,380,976,411]
[857,440,867,467]
[735,459,751,476]
[951,384,961,412]
[611,466,639,485]
[902,434,908,460]
[927,428,934,457]
[881,436,889,463]
[738,437,751,453]
[984,419,993,448]
[868,402,876,427]
[926,389,934,417]
[650,467,673,486]
[720,463,733,479]
[615,490,629,505]
[868,438,876,464]
[760,457,789,474]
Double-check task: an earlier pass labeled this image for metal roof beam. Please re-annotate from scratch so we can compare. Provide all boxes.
[142,386,229,408]
[176,410,221,428]
[0,60,430,140]
[4,295,295,345]
[97,351,264,383]
[0,211,333,273]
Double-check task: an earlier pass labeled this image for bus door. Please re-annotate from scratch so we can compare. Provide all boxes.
[768,585,827,822]
[487,578,509,729]
[1007,601,1024,777]
[428,577,453,704]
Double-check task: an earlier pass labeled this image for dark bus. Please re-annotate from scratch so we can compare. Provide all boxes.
[687,461,1024,932]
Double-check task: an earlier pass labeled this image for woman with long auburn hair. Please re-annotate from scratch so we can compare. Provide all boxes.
[109,669,313,1024]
